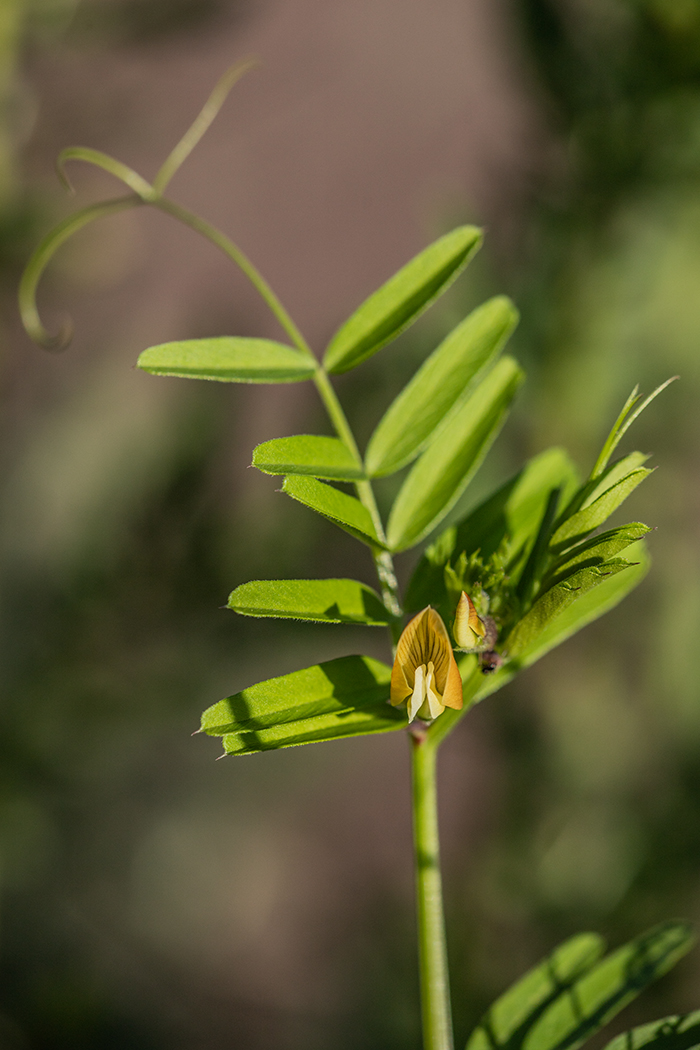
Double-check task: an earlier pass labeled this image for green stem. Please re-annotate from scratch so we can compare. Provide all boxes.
[153,197,315,358]
[313,368,402,625]
[412,734,454,1050]
[154,195,403,627]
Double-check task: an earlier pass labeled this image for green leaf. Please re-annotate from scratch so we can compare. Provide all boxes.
[465,922,693,1050]
[406,448,579,612]
[365,295,518,477]
[137,337,317,383]
[200,654,405,755]
[227,578,393,625]
[281,475,388,548]
[506,559,635,658]
[386,356,524,552]
[475,542,650,705]
[550,468,652,553]
[545,523,651,589]
[252,435,364,480]
[604,1013,700,1050]
[520,922,693,1050]
[465,933,606,1050]
[19,194,140,349]
[323,225,482,374]
[591,377,677,479]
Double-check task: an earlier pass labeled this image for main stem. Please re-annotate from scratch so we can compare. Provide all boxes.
[412,734,454,1050]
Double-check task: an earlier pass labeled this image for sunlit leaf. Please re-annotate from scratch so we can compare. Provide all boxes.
[603,1012,700,1050]
[137,337,317,383]
[545,522,651,589]
[228,578,393,625]
[406,447,579,613]
[591,377,677,479]
[464,923,693,1050]
[386,356,524,552]
[474,542,650,705]
[323,225,482,374]
[465,934,606,1050]
[506,559,634,658]
[200,654,405,755]
[550,468,651,553]
[281,475,388,548]
[520,922,693,1050]
[252,435,364,480]
[365,295,518,477]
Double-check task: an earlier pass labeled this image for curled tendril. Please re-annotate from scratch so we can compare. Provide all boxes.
[20,58,258,351]
[19,195,143,350]
[57,148,156,201]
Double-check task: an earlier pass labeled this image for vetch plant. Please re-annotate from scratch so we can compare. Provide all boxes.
[21,63,696,1050]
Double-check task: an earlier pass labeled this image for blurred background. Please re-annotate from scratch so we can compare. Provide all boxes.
[2,0,700,1046]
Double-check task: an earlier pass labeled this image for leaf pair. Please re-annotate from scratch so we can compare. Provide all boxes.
[466,922,694,1050]
[200,654,403,755]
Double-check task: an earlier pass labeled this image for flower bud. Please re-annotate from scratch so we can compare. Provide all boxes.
[453,591,486,650]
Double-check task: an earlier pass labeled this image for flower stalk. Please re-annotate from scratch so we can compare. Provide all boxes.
[412,732,454,1050]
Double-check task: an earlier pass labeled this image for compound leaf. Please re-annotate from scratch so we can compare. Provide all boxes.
[228,578,393,625]
[323,225,482,374]
[365,295,518,477]
[200,655,405,755]
[252,435,364,480]
[137,337,317,383]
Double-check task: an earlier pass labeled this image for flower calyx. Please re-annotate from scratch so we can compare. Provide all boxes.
[390,606,463,723]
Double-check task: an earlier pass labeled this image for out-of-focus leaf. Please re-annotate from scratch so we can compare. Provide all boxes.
[550,469,651,553]
[365,295,518,477]
[200,655,405,755]
[520,922,693,1050]
[476,542,650,703]
[465,934,606,1050]
[227,578,393,625]
[507,560,634,658]
[386,356,524,552]
[323,226,482,374]
[405,448,579,612]
[252,435,364,480]
[603,1012,700,1050]
[137,337,317,383]
[465,923,693,1050]
[281,475,388,548]
[545,523,651,588]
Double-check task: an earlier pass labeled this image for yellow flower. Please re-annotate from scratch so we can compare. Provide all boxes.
[390,606,463,723]
[453,590,486,651]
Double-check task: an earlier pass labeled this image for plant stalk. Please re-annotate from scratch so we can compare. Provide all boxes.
[411,733,454,1050]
